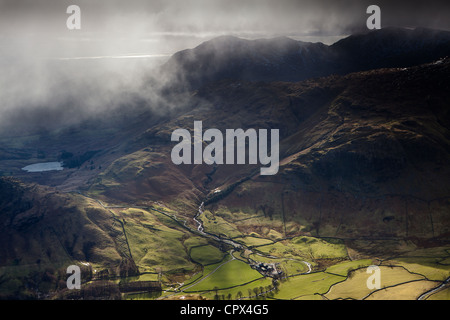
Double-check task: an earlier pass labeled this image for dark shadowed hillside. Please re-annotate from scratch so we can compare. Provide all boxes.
[88,57,450,246]
[1,28,449,300]
[161,27,450,89]
[0,177,138,299]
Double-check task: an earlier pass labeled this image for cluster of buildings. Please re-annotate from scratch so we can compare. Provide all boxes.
[250,261,283,278]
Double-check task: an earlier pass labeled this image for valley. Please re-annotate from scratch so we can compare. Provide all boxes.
[67,191,450,300]
[0,27,449,300]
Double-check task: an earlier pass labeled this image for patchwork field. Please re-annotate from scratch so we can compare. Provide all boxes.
[101,202,449,301]
[270,272,345,300]
[108,204,449,301]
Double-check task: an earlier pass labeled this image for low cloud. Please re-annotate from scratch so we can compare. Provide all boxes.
[0,0,449,134]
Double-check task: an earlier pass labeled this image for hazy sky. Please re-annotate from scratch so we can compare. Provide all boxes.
[1,0,449,56]
[0,0,449,134]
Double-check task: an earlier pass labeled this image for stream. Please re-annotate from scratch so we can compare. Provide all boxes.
[194,202,243,249]
[77,191,311,276]
[194,201,311,274]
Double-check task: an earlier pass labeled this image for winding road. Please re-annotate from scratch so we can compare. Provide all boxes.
[418,277,450,300]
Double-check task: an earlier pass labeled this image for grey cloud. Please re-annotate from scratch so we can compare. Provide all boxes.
[0,0,449,134]
[1,0,449,37]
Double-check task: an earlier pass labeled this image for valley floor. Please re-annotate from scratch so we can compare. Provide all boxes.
[77,193,450,301]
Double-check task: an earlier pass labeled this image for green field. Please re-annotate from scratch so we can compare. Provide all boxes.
[270,272,345,300]
[123,212,194,273]
[184,259,263,292]
[254,236,348,261]
[109,206,450,300]
[200,210,243,238]
[365,280,439,300]
[385,258,449,281]
[189,245,226,265]
[47,201,446,301]
[120,205,449,300]
[202,277,274,300]
[325,259,373,276]
[325,266,426,300]
[234,235,274,247]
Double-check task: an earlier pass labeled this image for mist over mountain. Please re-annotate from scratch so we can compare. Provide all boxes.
[162,27,450,89]
[1,26,449,137]
[87,56,450,235]
[1,24,450,300]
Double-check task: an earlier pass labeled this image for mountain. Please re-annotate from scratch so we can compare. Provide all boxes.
[211,59,450,243]
[89,57,450,243]
[4,29,449,240]
[1,28,450,299]
[161,27,450,89]
[0,177,142,298]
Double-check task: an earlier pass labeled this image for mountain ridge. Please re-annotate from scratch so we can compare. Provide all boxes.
[85,58,450,241]
[160,27,450,89]
[1,29,450,299]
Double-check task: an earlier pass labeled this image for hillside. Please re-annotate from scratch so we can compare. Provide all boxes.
[213,60,450,243]
[0,177,137,299]
[1,28,449,300]
[88,57,450,245]
[161,27,450,89]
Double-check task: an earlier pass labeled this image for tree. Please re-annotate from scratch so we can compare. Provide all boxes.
[272,279,280,293]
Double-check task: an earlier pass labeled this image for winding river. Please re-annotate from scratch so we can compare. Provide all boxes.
[194,201,311,274]
[194,202,243,249]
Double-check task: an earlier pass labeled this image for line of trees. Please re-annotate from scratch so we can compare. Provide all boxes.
[213,280,280,300]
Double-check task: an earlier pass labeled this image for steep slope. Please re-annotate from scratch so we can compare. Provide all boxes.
[331,27,450,73]
[5,27,450,196]
[213,59,450,243]
[161,27,450,89]
[91,58,450,245]
[0,177,137,299]
[161,35,332,88]
[2,29,450,300]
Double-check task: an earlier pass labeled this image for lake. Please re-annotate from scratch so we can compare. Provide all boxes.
[22,162,64,173]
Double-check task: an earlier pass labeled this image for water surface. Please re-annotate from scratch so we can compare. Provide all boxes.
[22,162,64,172]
